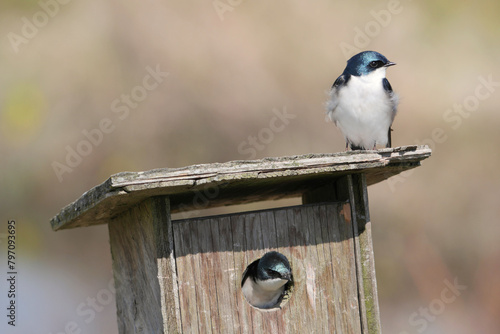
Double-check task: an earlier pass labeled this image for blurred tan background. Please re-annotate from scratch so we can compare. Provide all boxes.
[1,0,499,333]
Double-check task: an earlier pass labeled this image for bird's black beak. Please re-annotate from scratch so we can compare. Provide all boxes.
[384,61,396,67]
[282,272,292,281]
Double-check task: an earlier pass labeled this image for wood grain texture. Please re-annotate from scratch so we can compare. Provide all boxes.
[347,174,381,334]
[302,174,382,334]
[172,202,361,333]
[109,196,180,334]
[51,145,431,230]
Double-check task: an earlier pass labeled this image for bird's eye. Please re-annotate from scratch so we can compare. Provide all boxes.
[268,269,278,276]
[369,61,379,68]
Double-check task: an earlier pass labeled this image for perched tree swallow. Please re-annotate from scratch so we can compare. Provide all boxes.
[241,251,293,309]
[326,51,399,150]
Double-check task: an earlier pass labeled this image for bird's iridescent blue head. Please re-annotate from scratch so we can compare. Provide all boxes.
[343,51,396,76]
[257,251,292,281]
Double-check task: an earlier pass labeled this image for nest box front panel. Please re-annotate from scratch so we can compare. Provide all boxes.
[172,202,362,333]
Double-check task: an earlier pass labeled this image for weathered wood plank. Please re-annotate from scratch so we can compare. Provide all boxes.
[257,211,282,334]
[186,219,211,334]
[331,203,362,334]
[244,213,267,332]
[348,174,381,334]
[318,204,340,333]
[154,198,181,333]
[198,219,217,334]
[286,207,310,331]
[173,219,199,333]
[108,196,180,334]
[302,178,363,333]
[51,146,431,230]
[209,218,235,334]
[230,214,252,334]
[305,205,332,333]
[297,206,321,331]
[303,174,380,333]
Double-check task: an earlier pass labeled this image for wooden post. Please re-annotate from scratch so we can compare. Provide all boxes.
[50,146,431,334]
[108,196,181,333]
[302,174,380,334]
[348,174,381,334]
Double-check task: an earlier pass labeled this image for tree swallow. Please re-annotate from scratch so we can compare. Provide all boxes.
[326,50,399,150]
[241,251,293,309]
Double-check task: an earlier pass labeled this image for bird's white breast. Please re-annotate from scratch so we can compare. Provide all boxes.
[241,277,288,309]
[327,68,398,149]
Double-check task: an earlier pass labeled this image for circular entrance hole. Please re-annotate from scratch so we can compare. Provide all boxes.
[241,251,293,310]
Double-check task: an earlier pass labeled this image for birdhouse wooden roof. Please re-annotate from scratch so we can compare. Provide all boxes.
[50,145,431,231]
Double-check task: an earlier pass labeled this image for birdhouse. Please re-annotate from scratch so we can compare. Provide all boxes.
[51,145,431,333]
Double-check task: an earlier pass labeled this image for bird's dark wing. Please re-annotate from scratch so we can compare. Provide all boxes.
[382,77,393,93]
[382,78,398,112]
[332,73,350,90]
[326,74,351,116]
[241,259,260,287]
[382,78,397,148]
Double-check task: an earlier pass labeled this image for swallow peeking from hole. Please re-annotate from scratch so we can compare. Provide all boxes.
[241,251,293,309]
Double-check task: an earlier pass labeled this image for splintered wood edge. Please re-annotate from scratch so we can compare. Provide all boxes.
[50,145,431,231]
